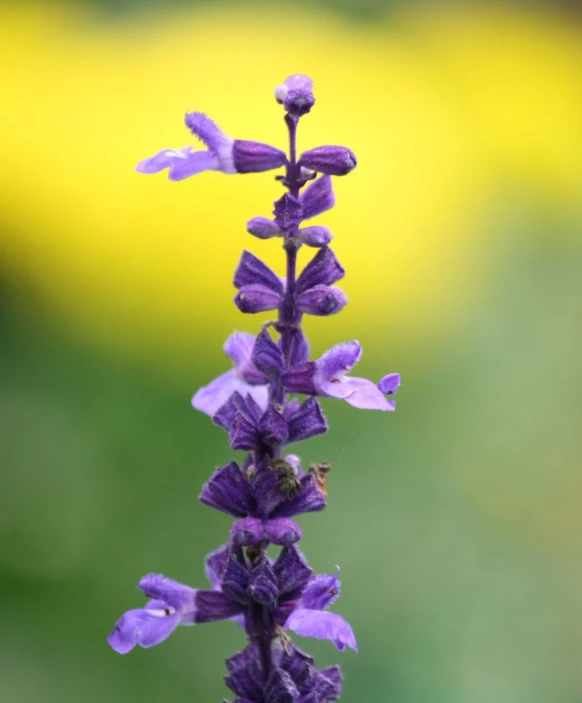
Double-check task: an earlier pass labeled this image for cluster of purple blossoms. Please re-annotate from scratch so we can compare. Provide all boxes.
[109,74,400,702]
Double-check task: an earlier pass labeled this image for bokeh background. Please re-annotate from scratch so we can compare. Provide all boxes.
[1,0,582,701]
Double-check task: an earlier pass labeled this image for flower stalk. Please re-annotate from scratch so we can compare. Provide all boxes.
[108,74,400,702]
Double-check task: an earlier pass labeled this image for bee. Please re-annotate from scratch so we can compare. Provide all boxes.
[269,457,301,499]
[308,461,332,497]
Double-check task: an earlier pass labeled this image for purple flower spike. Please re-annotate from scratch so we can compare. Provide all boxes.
[119,77,401,698]
[107,575,197,654]
[300,175,335,220]
[192,332,268,417]
[299,146,357,176]
[275,74,315,117]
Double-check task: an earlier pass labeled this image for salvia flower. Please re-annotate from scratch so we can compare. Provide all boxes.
[137,112,287,180]
[112,75,401,701]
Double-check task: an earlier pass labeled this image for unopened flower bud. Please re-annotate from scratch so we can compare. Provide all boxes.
[234,284,282,313]
[275,74,315,117]
[298,226,333,248]
[296,286,348,316]
[232,140,287,173]
[246,217,282,240]
[299,146,357,176]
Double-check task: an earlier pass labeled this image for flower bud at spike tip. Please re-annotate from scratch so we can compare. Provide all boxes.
[275,74,315,117]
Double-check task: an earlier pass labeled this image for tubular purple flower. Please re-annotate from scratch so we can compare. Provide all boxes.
[107,575,197,654]
[299,146,357,176]
[136,112,286,180]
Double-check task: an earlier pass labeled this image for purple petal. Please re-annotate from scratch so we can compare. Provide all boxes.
[199,461,252,518]
[247,216,282,240]
[220,546,251,605]
[212,391,254,431]
[136,147,219,181]
[229,412,260,450]
[287,329,310,366]
[286,398,328,444]
[204,543,230,589]
[298,225,333,248]
[138,574,197,612]
[225,653,264,700]
[300,176,335,220]
[264,517,302,546]
[224,332,255,369]
[265,668,300,702]
[259,405,289,445]
[193,590,244,623]
[313,666,343,701]
[295,248,345,295]
[234,284,282,314]
[250,464,286,518]
[252,329,284,379]
[378,372,401,395]
[296,285,347,316]
[301,574,341,611]
[192,369,268,418]
[273,546,313,596]
[275,74,315,117]
[315,341,362,390]
[231,517,265,546]
[343,377,396,411]
[248,558,279,606]
[281,361,317,395]
[234,251,284,294]
[273,193,303,231]
[184,112,235,171]
[299,145,357,176]
[284,610,357,652]
[107,608,181,653]
[232,140,287,173]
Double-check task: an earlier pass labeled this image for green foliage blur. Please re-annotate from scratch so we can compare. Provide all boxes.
[1,1,582,702]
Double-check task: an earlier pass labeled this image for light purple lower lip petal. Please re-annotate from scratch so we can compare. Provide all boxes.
[138,612,182,647]
[284,609,357,653]
[192,370,268,417]
[342,378,396,411]
[136,147,192,174]
[168,150,218,180]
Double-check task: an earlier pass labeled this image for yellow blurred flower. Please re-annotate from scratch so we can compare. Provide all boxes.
[0,2,581,366]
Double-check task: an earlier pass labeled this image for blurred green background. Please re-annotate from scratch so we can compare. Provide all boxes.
[1,1,582,702]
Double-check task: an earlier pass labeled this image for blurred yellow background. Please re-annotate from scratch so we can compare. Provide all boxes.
[1,1,581,702]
